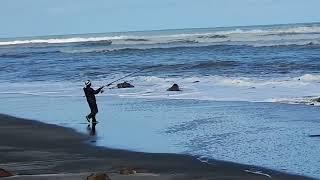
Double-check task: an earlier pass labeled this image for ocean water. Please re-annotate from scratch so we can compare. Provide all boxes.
[1,23,320,178]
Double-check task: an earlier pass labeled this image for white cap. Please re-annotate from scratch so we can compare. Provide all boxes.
[85,80,91,86]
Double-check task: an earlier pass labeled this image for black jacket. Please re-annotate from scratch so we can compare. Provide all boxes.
[83,86,103,104]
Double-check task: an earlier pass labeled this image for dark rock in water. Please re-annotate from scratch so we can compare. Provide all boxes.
[167,84,181,91]
[117,82,134,89]
[0,168,13,177]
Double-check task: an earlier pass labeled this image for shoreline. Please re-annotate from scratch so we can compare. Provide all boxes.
[0,114,315,180]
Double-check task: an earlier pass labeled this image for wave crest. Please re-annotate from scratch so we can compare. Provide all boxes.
[0,36,120,46]
[1,23,320,47]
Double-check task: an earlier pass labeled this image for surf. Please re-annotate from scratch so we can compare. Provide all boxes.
[1,23,320,48]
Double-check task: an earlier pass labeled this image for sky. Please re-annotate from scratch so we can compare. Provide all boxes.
[0,0,320,38]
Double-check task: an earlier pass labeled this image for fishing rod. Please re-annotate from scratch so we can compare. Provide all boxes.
[103,66,154,88]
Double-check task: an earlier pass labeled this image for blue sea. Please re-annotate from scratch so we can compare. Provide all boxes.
[1,23,320,178]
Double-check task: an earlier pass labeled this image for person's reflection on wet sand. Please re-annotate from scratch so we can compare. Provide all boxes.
[86,123,97,136]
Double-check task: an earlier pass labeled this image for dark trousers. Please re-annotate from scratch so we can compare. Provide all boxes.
[87,102,98,122]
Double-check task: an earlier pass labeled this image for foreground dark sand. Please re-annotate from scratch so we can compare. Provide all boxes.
[0,114,314,180]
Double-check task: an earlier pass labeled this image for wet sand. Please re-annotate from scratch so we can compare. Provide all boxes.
[0,114,314,180]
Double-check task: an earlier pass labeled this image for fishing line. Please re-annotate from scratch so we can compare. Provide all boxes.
[102,66,155,90]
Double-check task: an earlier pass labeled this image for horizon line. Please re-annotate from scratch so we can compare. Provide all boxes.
[1,21,320,40]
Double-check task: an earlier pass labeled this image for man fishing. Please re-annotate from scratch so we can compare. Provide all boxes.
[82,68,150,124]
[83,80,105,124]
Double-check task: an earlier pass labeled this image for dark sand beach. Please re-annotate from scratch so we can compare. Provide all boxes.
[0,114,314,180]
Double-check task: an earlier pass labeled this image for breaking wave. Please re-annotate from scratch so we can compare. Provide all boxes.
[3,73,320,106]
[0,36,120,46]
[106,74,320,105]
[1,23,320,47]
[59,41,320,55]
